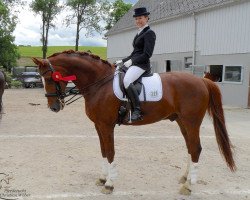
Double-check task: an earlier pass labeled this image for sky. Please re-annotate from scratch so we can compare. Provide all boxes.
[13,0,138,47]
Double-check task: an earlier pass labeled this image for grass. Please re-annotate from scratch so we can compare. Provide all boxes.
[17,46,107,66]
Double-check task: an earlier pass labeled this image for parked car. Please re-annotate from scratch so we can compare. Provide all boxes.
[18,72,43,88]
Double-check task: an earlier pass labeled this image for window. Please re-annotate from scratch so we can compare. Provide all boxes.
[191,65,206,77]
[184,57,192,68]
[206,65,243,83]
[224,66,242,83]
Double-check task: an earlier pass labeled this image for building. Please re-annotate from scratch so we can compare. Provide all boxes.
[106,0,250,108]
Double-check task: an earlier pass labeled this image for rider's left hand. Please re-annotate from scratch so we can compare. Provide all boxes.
[124,59,132,68]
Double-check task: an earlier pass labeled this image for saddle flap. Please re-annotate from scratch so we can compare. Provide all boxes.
[114,68,162,102]
[118,66,144,98]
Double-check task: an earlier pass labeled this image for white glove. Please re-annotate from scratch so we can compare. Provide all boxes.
[124,59,132,68]
[115,60,123,66]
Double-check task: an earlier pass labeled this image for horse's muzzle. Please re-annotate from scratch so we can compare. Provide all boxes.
[50,99,65,112]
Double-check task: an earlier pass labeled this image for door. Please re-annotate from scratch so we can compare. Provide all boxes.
[166,60,171,72]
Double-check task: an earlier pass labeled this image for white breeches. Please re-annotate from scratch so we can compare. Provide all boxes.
[123,66,145,89]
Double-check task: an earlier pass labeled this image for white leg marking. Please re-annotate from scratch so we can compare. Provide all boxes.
[100,158,108,180]
[184,154,191,178]
[105,162,118,187]
[188,161,198,185]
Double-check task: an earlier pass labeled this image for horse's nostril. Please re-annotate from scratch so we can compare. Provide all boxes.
[50,107,57,112]
[50,101,61,112]
[50,106,60,112]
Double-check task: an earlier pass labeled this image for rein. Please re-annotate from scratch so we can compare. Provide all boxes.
[79,73,114,96]
[42,59,114,104]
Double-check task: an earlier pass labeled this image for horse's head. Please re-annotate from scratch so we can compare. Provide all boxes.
[32,57,75,112]
[204,72,220,82]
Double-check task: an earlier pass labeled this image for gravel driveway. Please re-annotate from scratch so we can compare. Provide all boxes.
[0,89,249,200]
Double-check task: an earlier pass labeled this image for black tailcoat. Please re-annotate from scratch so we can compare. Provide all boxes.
[122,26,156,71]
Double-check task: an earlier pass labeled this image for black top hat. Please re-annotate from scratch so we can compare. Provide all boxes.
[133,7,150,17]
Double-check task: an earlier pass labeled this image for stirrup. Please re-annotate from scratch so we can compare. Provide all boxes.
[131,110,143,122]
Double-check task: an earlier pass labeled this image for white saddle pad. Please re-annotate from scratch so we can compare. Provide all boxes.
[113,70,163,102]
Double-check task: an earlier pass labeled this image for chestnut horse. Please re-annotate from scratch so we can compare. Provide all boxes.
[0,71,5,119]
[32,50,236,195]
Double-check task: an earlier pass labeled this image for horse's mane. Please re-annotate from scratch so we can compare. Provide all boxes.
[48,50,112,67]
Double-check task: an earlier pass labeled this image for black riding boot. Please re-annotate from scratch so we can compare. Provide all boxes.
[126,83,143,122]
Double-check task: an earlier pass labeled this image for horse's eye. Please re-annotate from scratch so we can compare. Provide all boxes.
[45,78,54,84]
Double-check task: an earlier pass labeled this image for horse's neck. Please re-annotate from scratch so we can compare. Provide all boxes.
[66,59,113,95]
[55,57,104,83]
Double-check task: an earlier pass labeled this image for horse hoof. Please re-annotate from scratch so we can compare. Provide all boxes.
[178,176,187,184]
[179,183,191,196]
[95,179,106,186]
[101,186,114,194]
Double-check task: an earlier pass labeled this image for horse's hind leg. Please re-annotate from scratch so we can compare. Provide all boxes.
[177,119,202,195]
[176,119,190,184]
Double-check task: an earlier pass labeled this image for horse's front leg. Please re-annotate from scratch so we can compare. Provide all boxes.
[96,158,109,186]
[95,123,117,194]
[95,124,108,186]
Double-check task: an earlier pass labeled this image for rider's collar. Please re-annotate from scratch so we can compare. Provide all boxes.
[138,24,149,35]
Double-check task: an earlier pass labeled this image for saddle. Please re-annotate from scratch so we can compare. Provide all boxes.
[117,66,153,124]
[118,66,153,101]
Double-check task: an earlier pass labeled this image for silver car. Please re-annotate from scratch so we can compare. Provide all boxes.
[19,72,43,88]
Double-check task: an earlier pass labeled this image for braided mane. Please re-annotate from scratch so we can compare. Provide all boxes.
[48,50,112,67]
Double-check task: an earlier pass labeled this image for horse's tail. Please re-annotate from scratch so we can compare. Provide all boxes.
[203,78,236,172]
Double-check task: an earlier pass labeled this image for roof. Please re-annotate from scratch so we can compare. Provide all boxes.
[106,0,244,36]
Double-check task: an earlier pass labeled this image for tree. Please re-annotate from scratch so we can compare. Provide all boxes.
[30,0,61,58]
[0,1,19,72]
[2,0,25,7]
[2,0,22,4]
[105,0,132,30]
[2,0,25,17]
[66,0,110,51]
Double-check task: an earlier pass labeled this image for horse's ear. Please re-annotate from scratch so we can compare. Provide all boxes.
[32,57,43,66]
